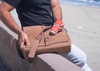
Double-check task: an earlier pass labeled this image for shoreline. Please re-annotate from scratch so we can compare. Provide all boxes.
[59,0,100,8]
[60,3,100,9]
[60,4,100,8]
[60,3,100,8]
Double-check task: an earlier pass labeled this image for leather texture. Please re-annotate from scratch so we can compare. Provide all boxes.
[21,26,71,59]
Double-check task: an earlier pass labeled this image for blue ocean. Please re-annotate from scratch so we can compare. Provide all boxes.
[59,0,100,7]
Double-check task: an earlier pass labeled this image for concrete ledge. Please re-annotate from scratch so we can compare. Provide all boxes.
[0,21,54,71]
[0,21,84,71]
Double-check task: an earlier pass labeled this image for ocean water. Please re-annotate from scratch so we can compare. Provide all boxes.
[59,0,100,7]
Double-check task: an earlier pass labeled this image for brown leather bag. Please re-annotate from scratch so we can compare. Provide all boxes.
[16,26,71,59]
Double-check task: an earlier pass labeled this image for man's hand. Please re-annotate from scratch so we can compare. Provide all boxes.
[18,32,29,49]
[0,1,30,49]
[50,0,64,31]
[59,22,65,31]
[55,17,65,31]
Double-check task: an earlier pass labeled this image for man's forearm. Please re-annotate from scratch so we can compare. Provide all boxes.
[50,0,62,21]
[52,5,62,21]
[0,11,23,36]
[0,1,29,48]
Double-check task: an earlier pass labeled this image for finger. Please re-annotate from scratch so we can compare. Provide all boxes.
[25,37,30,46]
[20,40,24,49]
[61,23,65,27]
[59,26,64,31]
[18,38,24,49]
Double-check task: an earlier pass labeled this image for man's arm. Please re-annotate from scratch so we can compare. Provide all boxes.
[0,1,29,49]
[50,0,62,21]
[50,0,64,31]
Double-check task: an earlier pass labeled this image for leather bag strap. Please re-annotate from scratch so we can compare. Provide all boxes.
[28,39,39,58]
[28,26,52,58]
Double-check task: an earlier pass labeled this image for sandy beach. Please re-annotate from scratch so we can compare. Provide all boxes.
[1,2,100,71]
[60,4,100,71]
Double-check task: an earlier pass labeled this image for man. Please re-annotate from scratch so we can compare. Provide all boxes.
[0,0,92,71]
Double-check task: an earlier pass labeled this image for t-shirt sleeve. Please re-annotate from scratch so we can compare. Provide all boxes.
[3,0,22,8]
